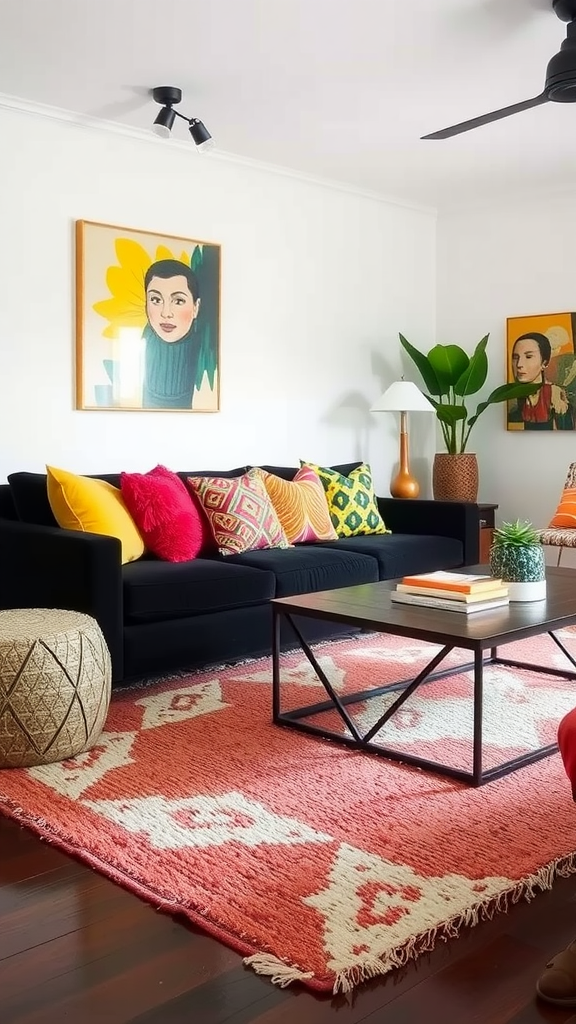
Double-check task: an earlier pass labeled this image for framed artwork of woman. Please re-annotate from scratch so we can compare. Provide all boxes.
[506,312,576,431]
[76,220,221,412]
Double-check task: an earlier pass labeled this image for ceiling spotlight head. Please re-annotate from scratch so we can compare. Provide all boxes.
[188,118,214,151]
[152,106,176,138]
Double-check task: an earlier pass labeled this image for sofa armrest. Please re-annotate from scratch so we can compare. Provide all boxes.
[0,520,124,681]
[377,497,480,566]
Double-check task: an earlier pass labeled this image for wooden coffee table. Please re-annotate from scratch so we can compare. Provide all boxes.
[271,566,576,787]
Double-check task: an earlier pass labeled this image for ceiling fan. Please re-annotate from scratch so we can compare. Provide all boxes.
[422,0,576,139]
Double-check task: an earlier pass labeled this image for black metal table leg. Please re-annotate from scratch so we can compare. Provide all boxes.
[272,605,281,721]
[472,649,484,786]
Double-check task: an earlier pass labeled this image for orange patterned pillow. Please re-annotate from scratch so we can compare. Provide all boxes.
[258,466,338,544]
[549,487,576,528]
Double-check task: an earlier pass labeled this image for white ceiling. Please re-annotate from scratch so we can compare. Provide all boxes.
[1,0,575,208]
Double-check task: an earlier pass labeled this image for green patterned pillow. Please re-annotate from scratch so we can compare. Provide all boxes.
[300,461,389,537]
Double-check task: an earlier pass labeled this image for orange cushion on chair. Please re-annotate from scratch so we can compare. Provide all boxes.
[549,487,576,528]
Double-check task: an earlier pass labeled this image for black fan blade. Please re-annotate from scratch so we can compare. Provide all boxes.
[421,92,549,140]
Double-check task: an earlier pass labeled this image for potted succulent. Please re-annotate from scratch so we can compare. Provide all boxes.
[489,519,546,602]
[399,333,539,501]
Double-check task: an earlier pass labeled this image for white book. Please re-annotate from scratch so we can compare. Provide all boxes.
[390,591,510,614]
[396,583,509,603]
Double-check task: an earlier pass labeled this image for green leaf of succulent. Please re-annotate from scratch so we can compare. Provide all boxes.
[492,519,540,547]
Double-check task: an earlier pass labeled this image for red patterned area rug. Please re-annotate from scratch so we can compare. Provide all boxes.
[1,630,576,994]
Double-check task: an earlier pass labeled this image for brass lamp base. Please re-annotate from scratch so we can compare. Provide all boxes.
[390,470,420,499]
[391,413,420,499]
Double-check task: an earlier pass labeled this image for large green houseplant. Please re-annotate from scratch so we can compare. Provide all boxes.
[399,333,539,500]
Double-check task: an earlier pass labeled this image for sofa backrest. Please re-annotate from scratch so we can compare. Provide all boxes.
[7,467,251,526]
[0,483,17,520]
[7,463,362,526]
[255,462,362,482]
[7,472,123,526]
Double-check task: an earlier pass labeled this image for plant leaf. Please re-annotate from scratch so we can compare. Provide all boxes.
[428,345,469,393]
[435,403,467,424]
[454,335,489,396]
[467,382,540,432]
[399,333,442,395]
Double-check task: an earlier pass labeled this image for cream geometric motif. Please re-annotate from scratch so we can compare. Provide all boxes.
[27,731,136,799]
[231,656,347,691]
[304,843,510,975]
[348,642,445,667]
[135,680,228,730]
[355,666,576,749]
[83,791,334,850]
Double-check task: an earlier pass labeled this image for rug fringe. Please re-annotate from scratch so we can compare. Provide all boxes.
[243,952,314,987]
[330,849,576,994]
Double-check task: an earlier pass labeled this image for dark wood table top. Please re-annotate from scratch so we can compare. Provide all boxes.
[272,565,576,651]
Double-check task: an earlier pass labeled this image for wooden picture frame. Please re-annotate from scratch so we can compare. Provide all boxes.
[506,312,576,431]
[75,220,221,412]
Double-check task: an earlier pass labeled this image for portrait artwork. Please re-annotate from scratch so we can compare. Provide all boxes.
[506,312,576,431]
[76,220,221,412]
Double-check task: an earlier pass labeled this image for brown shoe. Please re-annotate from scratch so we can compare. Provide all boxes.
[537,940,576,1006]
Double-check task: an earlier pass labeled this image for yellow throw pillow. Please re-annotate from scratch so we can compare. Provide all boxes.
[47,465,145,564]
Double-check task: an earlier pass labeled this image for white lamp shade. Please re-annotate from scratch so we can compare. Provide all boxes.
[370,380,434,413]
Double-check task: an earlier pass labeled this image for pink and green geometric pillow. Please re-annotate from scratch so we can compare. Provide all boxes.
[187,469,290,556]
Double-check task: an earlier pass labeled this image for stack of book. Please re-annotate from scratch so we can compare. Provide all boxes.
[390,571,510,614]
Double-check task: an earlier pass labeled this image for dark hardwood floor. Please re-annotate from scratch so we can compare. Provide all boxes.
[2,814,576,1023]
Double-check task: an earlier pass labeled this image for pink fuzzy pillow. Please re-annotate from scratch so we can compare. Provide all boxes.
[120,465,211,562]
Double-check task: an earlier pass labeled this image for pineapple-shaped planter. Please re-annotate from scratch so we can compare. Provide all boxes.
[489,519,546,603]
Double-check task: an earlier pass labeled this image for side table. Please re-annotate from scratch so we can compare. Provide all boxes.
[478,502,498,564]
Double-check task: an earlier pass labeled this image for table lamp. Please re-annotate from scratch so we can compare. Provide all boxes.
[370,379,434,499]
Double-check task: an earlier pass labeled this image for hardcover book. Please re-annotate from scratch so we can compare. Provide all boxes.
[400,571,502,595]
[390,591,510,614]
[396,583,509,603]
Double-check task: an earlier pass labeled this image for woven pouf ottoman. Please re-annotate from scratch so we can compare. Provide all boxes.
[0,608,112,769]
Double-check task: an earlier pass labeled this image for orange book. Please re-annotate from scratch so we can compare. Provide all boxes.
[400,571,503,595]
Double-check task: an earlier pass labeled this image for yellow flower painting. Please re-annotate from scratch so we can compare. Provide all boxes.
[76,221,221,412]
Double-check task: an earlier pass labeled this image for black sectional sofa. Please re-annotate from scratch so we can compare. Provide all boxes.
[0,463,479,685]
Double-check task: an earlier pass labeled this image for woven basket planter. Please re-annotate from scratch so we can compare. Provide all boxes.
[432,453,479,503]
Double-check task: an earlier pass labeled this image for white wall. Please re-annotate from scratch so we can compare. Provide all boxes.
[0,105,437,496]
[437,190,576,539]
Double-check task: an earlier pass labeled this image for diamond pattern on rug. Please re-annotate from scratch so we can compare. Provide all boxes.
[28,731,137,799]
[231,655,346,691]
[135,680,229,730]
[83,791,334,850]
[305,842,510,975]
[355,664,576,751]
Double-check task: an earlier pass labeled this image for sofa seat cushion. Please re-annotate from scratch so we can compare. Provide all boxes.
[320,534,463,581]
[123,558,276,624]
[225,545,378,598]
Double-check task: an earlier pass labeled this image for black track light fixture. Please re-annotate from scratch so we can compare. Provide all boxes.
[151,86,214,151]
